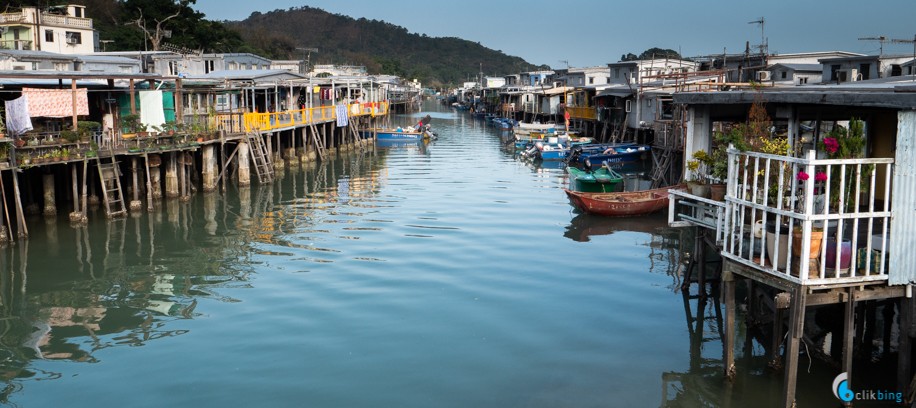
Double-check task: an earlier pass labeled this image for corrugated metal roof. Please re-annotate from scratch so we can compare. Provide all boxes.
[541,86,573,95]
[769,63,823,72]
[0,49,75,61]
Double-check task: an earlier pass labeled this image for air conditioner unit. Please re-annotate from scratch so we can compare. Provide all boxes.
[756,71,771,81]
[66,37,78,45]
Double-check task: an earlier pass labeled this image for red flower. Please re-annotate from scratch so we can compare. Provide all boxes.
[815,171,828,182]
[823,137,839,154]
[797,171,810,181]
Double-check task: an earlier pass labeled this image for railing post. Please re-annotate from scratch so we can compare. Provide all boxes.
[725,144,737,255]
[799,150,817,282]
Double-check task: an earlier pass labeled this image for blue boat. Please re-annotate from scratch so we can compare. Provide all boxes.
[362,128,434,141]
[569,144,651,169]
[520,140,569,161]
[361,115,436,141]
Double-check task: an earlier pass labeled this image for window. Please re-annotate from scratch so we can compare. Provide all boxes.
[798,77,808,85]
[45,30,54,42]
[74,7,83,18]
[589,77,594,85]
[781,71,787,79]
[830,64,841,81]
[65,31,82,45]
[613,68,620,78]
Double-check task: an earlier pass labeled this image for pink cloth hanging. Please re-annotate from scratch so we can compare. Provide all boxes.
[21,87,89,118]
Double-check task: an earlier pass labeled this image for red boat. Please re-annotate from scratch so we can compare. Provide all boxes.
[564,185,684,217]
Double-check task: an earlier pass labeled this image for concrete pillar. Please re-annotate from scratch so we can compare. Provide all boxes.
[165,152,180,198]
[238,142,251,187]
[42,173,56,216]
[130,157,142,212]
[285,147,298,168]
[150,165,162,199]
[202,145,218,192]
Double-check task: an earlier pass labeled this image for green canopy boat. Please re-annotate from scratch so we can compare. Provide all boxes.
[566,166,624,193]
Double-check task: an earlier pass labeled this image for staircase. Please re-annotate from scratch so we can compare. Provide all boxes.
[308,122,327,161]
[650,147,674,188]
[96,157,126,218]
[246,131,274,184]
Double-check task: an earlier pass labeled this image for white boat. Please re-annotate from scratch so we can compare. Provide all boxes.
[513,122,557,137]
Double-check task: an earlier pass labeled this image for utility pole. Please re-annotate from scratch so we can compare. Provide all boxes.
[296,47,318,76]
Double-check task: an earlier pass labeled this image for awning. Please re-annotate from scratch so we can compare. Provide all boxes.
[596,88,634,98]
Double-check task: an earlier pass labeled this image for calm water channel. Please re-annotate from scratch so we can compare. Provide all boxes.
[0,102,842,407]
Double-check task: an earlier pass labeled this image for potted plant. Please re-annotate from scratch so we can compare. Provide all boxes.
[77,121,101,143]
[60,129,79,144]
[121,113,142,138]
[685,153,710,198]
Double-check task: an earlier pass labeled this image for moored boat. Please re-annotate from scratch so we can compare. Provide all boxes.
[566,166,623,193]
[362,115,436,141]
[362,127,435,141]
[569,144,651,169]
[564,185,684,216]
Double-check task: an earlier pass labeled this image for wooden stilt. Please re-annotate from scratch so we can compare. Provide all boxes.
[897,296,912,395]
[11,171,27,238]
[71,163,79,214]
[0,169,9,243]
[143,153,154,212]
[782,286,806,408]
[723,270,737,380]
[843,287,856,404]
[80,158,88,218]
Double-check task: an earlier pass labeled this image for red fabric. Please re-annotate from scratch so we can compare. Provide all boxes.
[22,87,89,118]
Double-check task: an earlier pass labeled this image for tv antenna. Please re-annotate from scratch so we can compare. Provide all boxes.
[748,17,768,55]
[858,36,888,57]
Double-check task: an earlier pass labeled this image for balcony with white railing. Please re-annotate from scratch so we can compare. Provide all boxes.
[720,147,894,287]
[40,13,93,29]
[0,12,33,24]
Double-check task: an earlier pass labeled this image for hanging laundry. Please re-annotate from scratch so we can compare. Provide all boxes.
[21,87,89,118]
[320,88,332,100]
[336,104,348,127]
[139,90,166,130]
[4,96,33,136]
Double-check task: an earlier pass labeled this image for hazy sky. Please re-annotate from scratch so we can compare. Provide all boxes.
[193,0,916,72]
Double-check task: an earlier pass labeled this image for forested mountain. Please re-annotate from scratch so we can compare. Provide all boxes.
[3,1,542,86]
[227,7,544,87]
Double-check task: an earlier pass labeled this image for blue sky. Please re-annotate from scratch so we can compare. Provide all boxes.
[194,0,916,71]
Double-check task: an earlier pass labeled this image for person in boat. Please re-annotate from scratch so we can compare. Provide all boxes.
[602,147,618,155]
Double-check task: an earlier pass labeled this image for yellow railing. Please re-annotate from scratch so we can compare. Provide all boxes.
[243,102,389,133]
[566,106,597,120]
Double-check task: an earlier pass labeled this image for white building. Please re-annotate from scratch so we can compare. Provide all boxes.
[0,5,95,54]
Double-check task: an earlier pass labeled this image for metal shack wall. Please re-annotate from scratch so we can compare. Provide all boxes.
[889,110,916,285]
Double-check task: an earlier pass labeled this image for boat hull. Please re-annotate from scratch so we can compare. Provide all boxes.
[564,186,683,216]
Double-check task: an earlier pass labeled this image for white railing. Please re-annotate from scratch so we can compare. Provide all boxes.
[40,13,93,29]
[0,12,31,24]
[668,189,727,244]
[723,147,894,286]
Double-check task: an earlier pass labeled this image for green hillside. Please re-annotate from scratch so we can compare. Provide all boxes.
[227,7,544,87]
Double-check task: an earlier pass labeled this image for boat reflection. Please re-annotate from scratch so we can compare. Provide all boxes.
[563,212,669,242]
